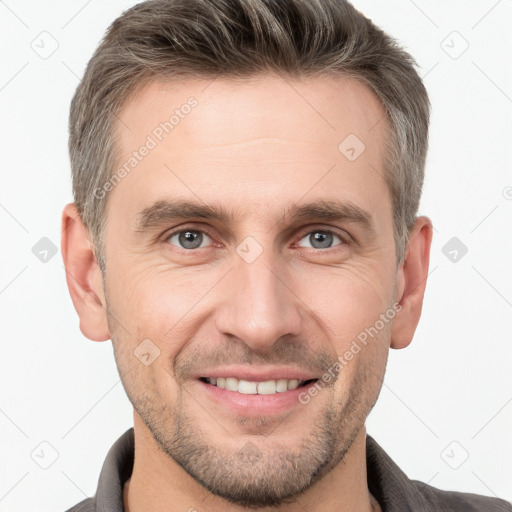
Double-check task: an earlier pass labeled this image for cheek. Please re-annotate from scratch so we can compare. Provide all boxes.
[293,263,395,346]
[109,264,228,375]
[108,260,211,331]
[329,317,391,413]
[292,262,394,395]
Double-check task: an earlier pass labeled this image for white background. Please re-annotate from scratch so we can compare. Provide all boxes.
[1,0,511,510]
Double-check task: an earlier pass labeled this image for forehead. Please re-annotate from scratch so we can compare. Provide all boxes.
[107,74,390,230]
[116,74,387,155]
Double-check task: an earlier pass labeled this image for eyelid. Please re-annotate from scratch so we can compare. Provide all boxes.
[292,225,352,247]
[161,223,353,250]
[161,223,219,249]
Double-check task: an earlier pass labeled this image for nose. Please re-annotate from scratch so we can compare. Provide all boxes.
[214,245,304,352]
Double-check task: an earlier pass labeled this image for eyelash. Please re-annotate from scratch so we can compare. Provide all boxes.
[162,224,351,252]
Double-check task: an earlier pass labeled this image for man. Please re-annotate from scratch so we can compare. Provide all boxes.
[60,0,512,511]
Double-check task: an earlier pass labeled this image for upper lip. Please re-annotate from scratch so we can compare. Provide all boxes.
[196,366,319,382]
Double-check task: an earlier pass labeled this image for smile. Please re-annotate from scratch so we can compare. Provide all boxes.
[200,377,317,395]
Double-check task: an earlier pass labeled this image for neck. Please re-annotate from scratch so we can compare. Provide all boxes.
[124,413,380,512]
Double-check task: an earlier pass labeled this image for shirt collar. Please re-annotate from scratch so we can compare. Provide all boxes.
[366,434,436,511]
[94,428,134,512]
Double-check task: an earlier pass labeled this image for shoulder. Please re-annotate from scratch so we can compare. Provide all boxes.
[63,497,95,512]
[366,434,512,511]
[412,479,512,511]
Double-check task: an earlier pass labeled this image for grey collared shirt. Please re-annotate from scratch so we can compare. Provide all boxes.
[64,428,512,512]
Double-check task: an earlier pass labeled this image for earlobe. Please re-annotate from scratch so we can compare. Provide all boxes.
[61,203,110,342]
[390,216,433,349]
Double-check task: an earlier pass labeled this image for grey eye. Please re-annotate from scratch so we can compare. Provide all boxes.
[168,230,211,249]
[297,231,342,249]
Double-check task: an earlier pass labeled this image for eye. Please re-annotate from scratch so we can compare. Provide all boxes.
[166,229,212,250]
[296,230,345,250]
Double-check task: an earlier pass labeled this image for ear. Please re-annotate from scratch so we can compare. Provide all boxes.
[61,203,110,342]
[390,216,433,349]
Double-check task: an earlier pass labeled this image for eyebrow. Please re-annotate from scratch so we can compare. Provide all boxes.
[135,198,376,235]
[135,200,234,231]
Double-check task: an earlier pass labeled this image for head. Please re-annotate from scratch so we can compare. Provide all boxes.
[62,0,433,508]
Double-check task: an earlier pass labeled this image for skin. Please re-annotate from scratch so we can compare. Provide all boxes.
[61,74,432,512]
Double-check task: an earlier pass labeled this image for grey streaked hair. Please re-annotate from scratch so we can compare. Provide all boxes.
[69,0,430,272]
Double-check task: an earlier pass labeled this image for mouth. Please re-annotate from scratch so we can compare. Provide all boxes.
[194,366,322,416]
[199,376,318,395]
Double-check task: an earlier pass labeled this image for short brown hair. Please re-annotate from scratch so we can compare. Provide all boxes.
[69,0,430,271]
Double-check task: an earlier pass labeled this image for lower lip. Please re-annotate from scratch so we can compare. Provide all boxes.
[196,379,318,416]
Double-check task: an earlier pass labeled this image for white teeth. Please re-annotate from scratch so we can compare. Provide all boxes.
[276,379,288,392]
[205,377,309,394]
[225,377,238,391]
[287,379,300,390]
[257,380,277,395]
[238,380,258,394]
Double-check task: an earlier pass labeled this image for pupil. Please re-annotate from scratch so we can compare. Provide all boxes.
[311,231,332,248]
[180,231,202,249]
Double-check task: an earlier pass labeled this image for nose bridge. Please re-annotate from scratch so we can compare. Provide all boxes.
[215,240,303,349]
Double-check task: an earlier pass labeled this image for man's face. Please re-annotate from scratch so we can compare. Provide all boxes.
[103,75,399,507]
